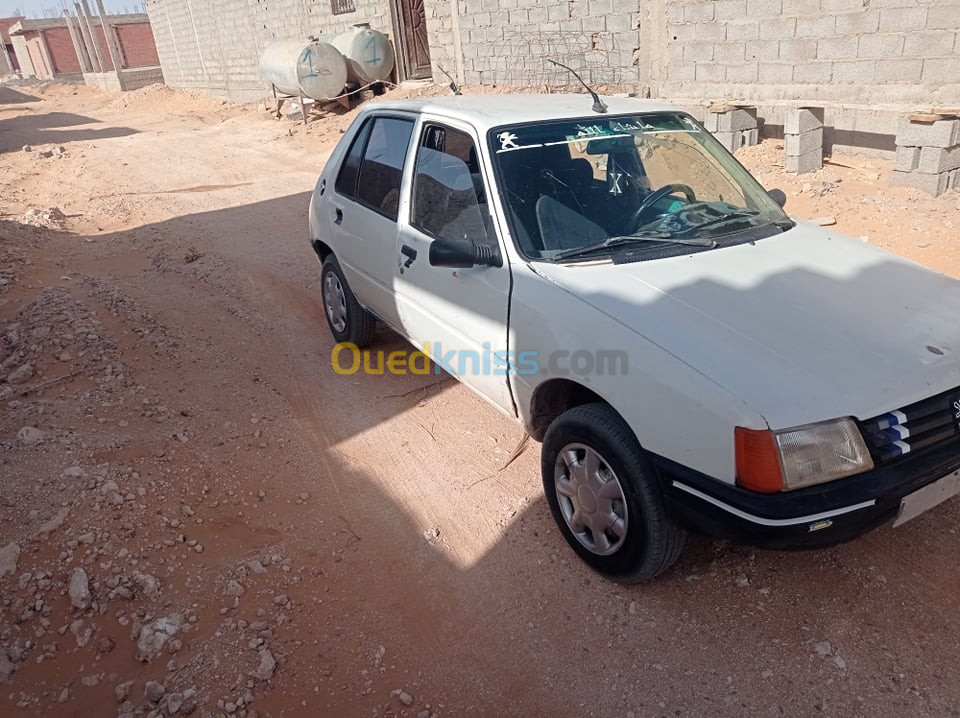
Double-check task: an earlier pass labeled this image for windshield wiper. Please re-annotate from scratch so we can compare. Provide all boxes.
[553,231,717,261]
[676,208,764,236]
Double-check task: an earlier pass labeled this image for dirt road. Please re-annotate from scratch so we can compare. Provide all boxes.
[2,81,960,718]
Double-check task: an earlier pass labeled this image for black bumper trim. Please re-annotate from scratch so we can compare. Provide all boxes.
[652,434,960,550]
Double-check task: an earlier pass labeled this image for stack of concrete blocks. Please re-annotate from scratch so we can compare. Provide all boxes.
[784,108,824,175]
[703,107,758,154]
[891,118,960,196]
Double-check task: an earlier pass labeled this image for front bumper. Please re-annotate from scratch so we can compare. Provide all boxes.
[654,435,960,549]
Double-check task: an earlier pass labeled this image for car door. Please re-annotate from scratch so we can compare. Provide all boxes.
[327,113,416,331]
[393,119,515,415]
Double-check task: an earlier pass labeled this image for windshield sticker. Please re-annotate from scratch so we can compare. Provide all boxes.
[497,131,520,150]
[609,171,624,195]
[496,130,543,153]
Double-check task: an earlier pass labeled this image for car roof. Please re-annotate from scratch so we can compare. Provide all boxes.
[365,93,682,132]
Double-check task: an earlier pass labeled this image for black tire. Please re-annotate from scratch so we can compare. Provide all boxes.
[541,402,686,583]
[320,255,377,347]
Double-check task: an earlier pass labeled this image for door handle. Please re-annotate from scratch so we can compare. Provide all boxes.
[334,207,343,225]
[400,244,417,268]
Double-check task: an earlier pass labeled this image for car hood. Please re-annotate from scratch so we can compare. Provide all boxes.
[532,223,960,428]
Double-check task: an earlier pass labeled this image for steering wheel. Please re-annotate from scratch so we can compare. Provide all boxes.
[629,183,698,229]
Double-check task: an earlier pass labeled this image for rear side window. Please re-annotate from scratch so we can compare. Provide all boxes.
[355,117,415,220]
[335,118,372,198]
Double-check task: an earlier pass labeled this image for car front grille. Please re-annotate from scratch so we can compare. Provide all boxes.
[858,386,960,464]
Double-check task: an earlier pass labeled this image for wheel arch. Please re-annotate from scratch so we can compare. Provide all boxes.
[311,238,333,262]
[526,378,628,442]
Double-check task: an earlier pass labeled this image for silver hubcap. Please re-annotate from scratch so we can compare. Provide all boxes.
[554,443,629,556]
[323,272,347,334]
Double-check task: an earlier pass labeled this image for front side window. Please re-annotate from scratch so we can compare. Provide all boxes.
[351,116,414,220]
[411,124,492,245]
[489,113,791,261]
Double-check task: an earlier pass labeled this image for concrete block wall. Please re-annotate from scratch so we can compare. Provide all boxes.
[145,0,393,102]
[423,0,642,88]
[663,0,960,106]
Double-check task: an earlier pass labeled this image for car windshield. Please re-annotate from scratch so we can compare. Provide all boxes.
[488,113,791,262]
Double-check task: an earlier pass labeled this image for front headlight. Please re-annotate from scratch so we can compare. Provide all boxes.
[736,418,874,492]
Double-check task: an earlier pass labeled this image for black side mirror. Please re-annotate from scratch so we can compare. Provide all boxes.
[768,188,787,208]
[429,239,502,268]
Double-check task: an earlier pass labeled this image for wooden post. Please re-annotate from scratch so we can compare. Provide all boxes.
[63,10,92,73]
[76,2,103,72]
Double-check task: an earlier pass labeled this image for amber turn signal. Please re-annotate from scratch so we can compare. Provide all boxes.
[735,426,784,493]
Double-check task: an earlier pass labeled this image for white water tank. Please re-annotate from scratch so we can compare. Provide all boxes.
[331,23,394,86]
[258,39,348,100]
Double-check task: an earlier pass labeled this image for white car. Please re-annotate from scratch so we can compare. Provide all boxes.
[308,93,960,582]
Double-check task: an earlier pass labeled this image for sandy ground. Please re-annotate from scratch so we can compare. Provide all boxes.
[1,80,960,718]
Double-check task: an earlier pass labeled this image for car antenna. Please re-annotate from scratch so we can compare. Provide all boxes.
[437,65,462,96]
[546,59,607,114]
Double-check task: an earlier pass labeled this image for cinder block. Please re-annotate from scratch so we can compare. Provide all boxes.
[705,107,758,132]
[894,146,921,172]
[713,128,758,153]
[785,150,822,174]
[785,129,823,157]
[918,145,960,174]
[784,108,823,135]
[895,119,960,149]
[889,169,951,196]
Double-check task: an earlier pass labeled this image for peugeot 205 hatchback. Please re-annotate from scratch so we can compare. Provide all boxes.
[307,93,960,582]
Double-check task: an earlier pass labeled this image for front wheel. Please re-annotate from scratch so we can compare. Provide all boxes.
[320,256,377,347]
[541,403,686,583]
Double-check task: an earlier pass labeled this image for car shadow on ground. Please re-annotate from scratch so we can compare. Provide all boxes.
[6,193,960,716]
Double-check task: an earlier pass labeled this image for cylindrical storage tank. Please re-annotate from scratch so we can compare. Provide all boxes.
[258,39,347,100]
[331,23,395,86]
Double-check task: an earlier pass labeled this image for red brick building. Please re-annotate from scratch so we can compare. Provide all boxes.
[9,13,160,82]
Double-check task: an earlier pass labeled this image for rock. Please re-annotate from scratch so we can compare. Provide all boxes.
[391,690,415,706]
[81,674,100,687]
[131,571,160,598]
[100,479,119,494]
[734,576,750,588]
[250,649,276,680]
[0,651,14,682]
[814,640,832,657]
[167,692,184,714]
[71,619,92,647]
[7,363,34,384]
[225,580,245,597]
[98,637,115,655]
[418,711,432,718]
[0,542,20,577]
[76,532,96,544]
[22,145,31,152]
[58,687,70,703]
[811,216,837,226]
[144,680,165,704]
[62,466,86,479]
[833,655,847,670]
[38,507,70,535]
[69,568,92,610]
[136,614,184,662]
[246,560,267,574]
[17,426,44,445]
[115,680,134,702]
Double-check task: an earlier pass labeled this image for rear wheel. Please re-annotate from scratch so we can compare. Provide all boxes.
[541,402,686,582]
[320,256,376,347]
